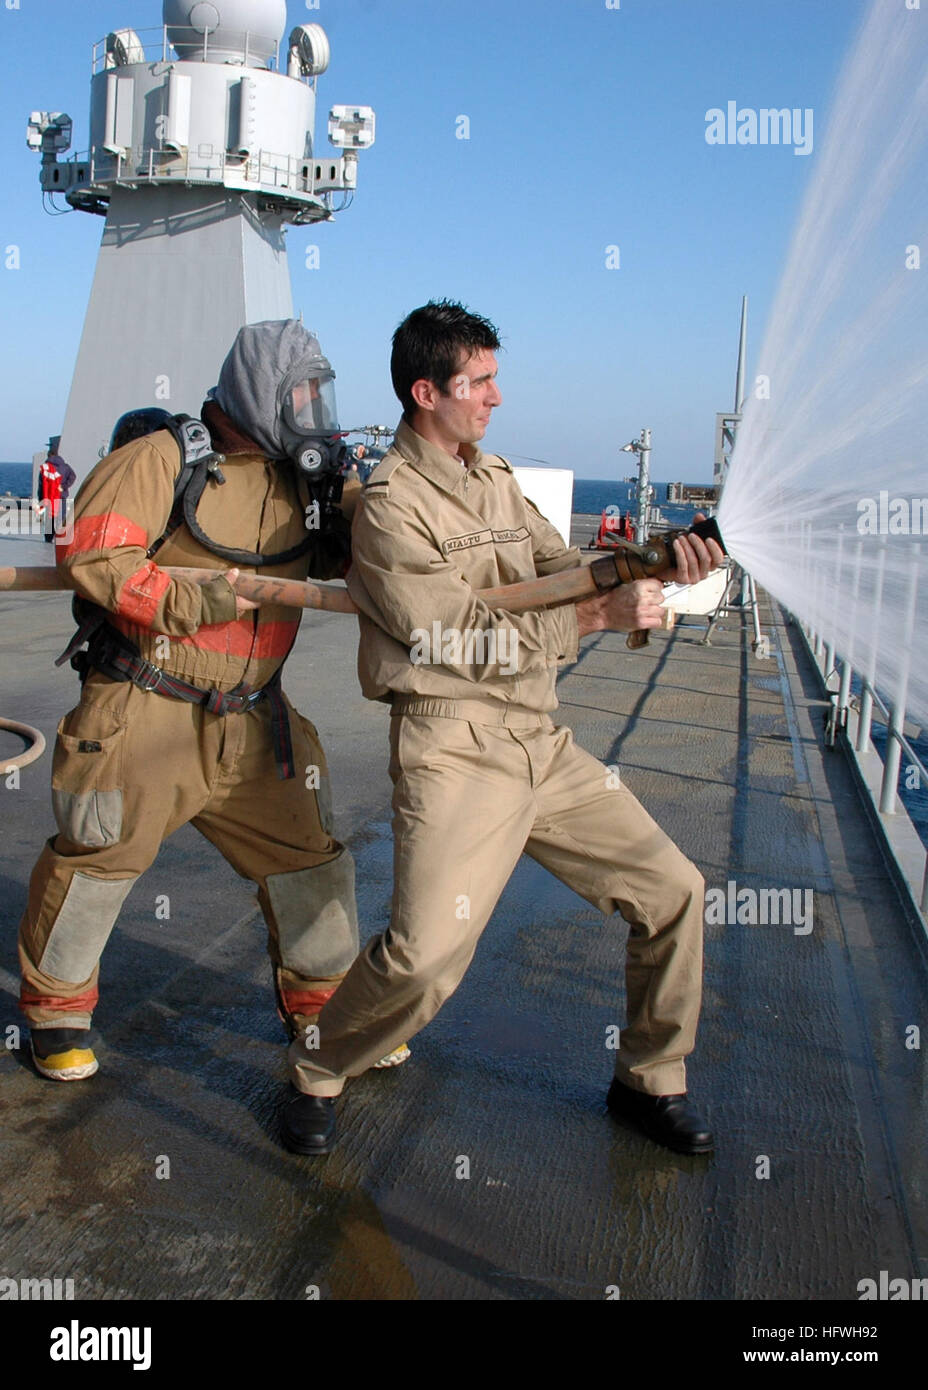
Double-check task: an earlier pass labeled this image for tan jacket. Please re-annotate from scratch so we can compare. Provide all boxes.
[56,425,316,693]
[346,419,581,712]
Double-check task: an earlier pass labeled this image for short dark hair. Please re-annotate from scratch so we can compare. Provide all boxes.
[391,300,501,421]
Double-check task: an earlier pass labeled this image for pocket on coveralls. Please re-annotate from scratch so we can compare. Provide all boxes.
[51,704,127,848]
[394,716,487,772]
[293,712,334,835]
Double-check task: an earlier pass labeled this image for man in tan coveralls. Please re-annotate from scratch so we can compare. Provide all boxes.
[18,320,406,1084]
[284,301,723,1156]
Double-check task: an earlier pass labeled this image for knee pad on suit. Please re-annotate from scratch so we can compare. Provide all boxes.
[37,872,136,983]
[265,850,360,977]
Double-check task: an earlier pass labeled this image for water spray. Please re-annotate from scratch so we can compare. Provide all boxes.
[0,517,726,620]
[717,0,928,729]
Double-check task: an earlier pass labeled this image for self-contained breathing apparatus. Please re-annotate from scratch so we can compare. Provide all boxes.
[114,407,350,571]
[55,369,354,780]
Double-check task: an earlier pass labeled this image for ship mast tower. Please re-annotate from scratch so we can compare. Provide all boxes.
[27,0,375,478]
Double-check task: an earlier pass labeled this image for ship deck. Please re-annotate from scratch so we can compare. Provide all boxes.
[1,523,926,1311]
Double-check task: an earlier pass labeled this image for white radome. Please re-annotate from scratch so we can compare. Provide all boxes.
[163,0,287,61]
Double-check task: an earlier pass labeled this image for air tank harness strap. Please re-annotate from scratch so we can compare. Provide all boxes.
[57,618,296,780]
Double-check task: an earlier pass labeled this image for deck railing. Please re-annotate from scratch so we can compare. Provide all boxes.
[788,527,928,919]
[91,27,284,75]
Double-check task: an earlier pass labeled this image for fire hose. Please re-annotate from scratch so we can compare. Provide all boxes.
[0,518,725,768]
[0,717,46,775]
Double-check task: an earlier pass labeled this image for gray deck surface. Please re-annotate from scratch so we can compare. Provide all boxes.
[1,526,926,1301]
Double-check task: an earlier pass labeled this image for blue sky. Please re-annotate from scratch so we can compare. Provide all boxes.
[0,0,870,478]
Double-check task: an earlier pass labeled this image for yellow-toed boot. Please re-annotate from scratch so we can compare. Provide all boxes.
[31,1028,99,1082]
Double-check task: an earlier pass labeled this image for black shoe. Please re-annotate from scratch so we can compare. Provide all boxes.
[607,1079,713,1155]
[280,1084,336,1155]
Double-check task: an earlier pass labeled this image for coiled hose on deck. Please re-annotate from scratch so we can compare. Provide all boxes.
[0,716,46,774]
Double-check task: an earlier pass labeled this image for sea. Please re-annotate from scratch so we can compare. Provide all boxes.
[572,478,699,529]
[2,461,926,848]
[0,463,32,497]
[2,466,698,519]
[4,466,690,515]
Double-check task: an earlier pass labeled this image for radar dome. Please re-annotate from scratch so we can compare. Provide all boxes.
[163,0,287,64]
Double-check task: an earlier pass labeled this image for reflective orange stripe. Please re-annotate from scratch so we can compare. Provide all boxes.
[172,618,300,659]
[109,612,297,659]
[280,986,339,1015]
[57,512,148,559]
[19,987,99,1012]
[108,610,299,663]
[116,562,172,628]
[253,620,301,659]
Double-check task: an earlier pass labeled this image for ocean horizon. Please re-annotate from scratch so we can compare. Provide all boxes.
[1,462,714,510]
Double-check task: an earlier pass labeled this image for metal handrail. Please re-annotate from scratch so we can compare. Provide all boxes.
[811,641,928,917]
[60,145,326,196]
[817,654,928,793]
[858,681,928,784]
[798,526,927,915]
[91,27,283,75]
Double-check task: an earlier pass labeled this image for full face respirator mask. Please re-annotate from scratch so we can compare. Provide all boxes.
[190,321,354,576]
[278,354,351,503]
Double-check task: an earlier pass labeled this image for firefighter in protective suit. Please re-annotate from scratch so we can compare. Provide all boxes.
[18,320,407,1082]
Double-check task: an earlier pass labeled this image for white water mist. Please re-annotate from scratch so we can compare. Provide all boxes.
[718,0,928,727]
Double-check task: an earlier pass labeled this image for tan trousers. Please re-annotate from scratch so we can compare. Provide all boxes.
[19,673,358,1033]
[290,706,705,1097]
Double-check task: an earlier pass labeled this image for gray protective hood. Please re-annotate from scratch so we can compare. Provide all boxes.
[211,319,336,461]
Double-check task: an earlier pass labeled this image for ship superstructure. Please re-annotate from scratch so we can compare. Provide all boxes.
[27,0,374,477]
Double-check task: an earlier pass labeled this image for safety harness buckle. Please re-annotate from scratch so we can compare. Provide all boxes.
[135,660,164,693]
